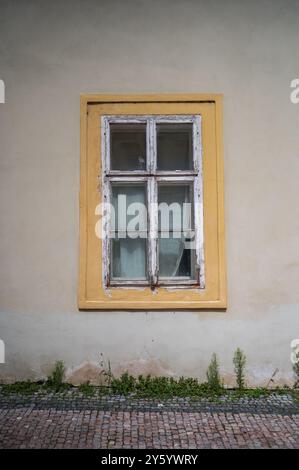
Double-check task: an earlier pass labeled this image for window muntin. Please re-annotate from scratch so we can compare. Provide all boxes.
[102,115,204,288]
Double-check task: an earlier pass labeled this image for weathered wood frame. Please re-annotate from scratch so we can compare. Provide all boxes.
[79,94,226,309]
[102,115,203,288]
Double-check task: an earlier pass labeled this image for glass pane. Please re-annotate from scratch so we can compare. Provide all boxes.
[110,123,146,170]
[158,184,193,233]
[112,237,147,279]
[111,183,147,280]
[158,234,195,278]
[111,183,147,232]
[157,123,193,171]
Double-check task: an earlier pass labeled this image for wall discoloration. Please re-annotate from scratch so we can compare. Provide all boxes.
[66,362,106,386]
[113,357,175,379]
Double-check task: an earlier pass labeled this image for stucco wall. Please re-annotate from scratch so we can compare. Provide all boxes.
[0,0,299,386]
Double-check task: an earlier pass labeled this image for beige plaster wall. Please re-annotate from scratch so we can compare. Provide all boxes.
[0,0,299,386]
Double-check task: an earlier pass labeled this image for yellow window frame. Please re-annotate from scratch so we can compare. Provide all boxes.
[79,94,226,309]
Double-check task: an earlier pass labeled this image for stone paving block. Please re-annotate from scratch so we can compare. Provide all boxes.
[0,407,298,449]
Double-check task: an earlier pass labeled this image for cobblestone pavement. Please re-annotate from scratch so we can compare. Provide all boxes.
[0,390,298,414]
[0,408,298,449]
[0,392,298,449]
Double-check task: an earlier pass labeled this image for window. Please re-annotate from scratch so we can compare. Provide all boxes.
[102,115,204,289]
[79,94,226,309]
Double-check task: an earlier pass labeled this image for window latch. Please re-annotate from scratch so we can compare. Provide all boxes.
[150,273,158,290]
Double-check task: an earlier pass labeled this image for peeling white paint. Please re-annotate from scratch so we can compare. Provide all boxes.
[101,115,204,289]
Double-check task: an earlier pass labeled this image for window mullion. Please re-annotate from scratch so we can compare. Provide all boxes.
[147,117,156,173]
[148,177,158,287]
[148,118,158,286]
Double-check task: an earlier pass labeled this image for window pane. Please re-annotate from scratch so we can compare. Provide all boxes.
[158,183,195,279]
[112,237,147,279]
[158,234,196,278]
[111,183,147,280]
[157,123,193,171]
[110,124,146,170]
[111,183,147,232]
[158,183,193,232]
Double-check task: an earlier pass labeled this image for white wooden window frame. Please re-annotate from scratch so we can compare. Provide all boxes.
[101,115,205,289]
